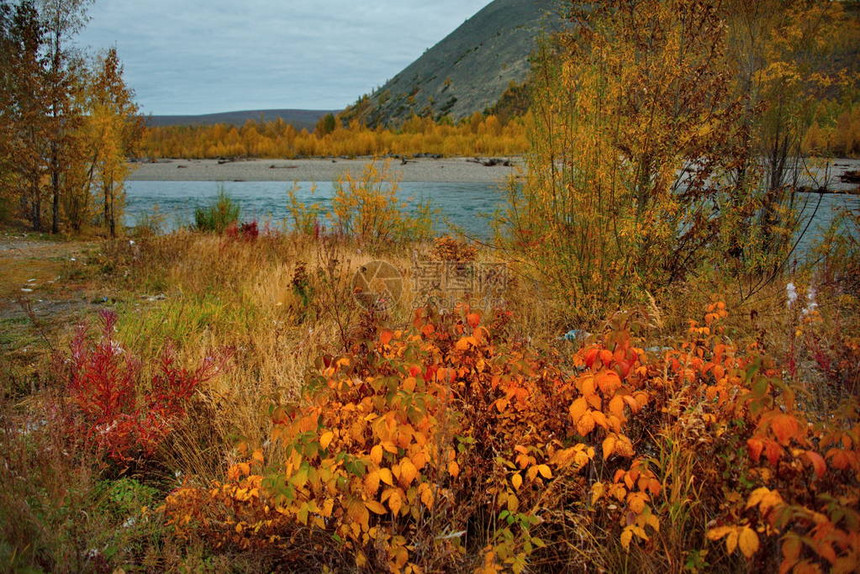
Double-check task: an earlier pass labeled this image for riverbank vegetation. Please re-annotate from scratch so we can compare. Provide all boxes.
[1,0,859,573]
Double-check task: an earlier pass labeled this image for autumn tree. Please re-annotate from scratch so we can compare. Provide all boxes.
[5,0,50,230]
[0,1,14,217]
[85,47,141,237]
[38,0,91,233]
[500,1,746,321]
[718,0,853,290]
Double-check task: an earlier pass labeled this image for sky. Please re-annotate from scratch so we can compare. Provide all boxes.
[74,0,490,116]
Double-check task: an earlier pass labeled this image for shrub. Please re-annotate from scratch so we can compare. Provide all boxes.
[330,161,435,249]
[62,310,223,462]
[194,188,240,233]
[162,302,859,572]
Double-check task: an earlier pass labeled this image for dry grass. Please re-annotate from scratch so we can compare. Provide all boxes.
[0,218,857,572]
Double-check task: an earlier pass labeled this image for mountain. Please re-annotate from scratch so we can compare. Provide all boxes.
[145,109,339,131]
[343,0,562,128]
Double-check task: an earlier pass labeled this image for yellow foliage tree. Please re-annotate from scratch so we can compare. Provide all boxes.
[499,1,746,321]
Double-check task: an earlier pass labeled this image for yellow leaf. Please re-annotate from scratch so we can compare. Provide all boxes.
[378,467,394,486]
[252,449,264,464]
[746,487,770,509]
[365,500,387,515]
[364,471,380,496]
[591,482,605,505]
[706,526,735,541]
[621,526,633,550]
[386,488,403,516]
[320,431,334,450]
[399,457,418,486]
[537,464,552,479]
[419,483,434,509]
[370,444,383,465]
[726,529,738,555]
[511,473,523,490]
[347,500,370,530]
[738,526,759,558]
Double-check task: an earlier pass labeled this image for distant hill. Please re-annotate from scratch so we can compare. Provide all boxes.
[343,0,563,128]
[145,109,339,131]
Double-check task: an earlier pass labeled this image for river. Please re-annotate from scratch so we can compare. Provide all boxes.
[124,180,859,253]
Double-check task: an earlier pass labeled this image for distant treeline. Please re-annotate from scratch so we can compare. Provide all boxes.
[141,102,858,160]
[141,113,530,159]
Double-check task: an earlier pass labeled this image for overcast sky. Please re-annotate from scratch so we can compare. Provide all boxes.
[74,0,490,116]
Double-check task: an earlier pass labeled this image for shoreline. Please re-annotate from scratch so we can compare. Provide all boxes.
[127,157,525,184]
[126,156,860,193]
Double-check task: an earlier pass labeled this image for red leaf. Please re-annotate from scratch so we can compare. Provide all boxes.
[802,450,826,479]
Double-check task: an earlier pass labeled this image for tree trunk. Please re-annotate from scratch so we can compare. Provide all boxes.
[51,141,60,233]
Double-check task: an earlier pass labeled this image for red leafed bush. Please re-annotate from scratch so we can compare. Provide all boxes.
[64,310,223,462]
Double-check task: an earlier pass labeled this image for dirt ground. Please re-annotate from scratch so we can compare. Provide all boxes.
[0,232,109,391]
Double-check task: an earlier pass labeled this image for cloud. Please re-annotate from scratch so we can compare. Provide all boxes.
[74,0,489,115]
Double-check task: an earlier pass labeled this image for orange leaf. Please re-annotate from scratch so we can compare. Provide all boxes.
[596,369,621,394]
[320,431,334,450]
[770,413,801,446]
[466,312,480,328]
[448,460,460,477]
[579,375,596,397]
[347,499,370,530]
[603,435,617,460]
[576,411,596,436]
[380,330,394,346]
[726,529,739,555]
[747,438,764,463]
[569,398,588,423]
[599,349,613,366]
[591,482,605,505]
[609,395,626,421]
[419,483,434,509]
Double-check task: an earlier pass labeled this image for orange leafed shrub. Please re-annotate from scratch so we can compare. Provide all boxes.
[163,303,859,572]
